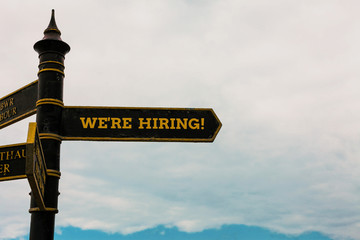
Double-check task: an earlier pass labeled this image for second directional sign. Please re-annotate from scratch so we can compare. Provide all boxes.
[0,80,38,129]
[61,106,222,142]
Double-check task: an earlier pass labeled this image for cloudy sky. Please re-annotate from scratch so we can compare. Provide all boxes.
[1,1,360,239]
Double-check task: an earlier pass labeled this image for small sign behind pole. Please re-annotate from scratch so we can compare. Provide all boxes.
[26,122,47,211]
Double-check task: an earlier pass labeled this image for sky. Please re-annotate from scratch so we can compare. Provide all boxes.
[1,0,360,239]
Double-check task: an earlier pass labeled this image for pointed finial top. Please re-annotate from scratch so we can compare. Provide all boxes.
[43,9,62,40]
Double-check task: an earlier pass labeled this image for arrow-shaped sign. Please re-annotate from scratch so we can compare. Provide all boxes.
[61,106,222,142]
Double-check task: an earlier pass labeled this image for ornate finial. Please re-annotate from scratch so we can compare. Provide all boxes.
[34,9,70,55]
[43,9,62,40]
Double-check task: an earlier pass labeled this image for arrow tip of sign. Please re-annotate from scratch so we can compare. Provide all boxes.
[210,108,222,142]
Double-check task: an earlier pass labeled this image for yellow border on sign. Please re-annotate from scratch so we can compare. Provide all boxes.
[0,109,37,130]
[64,105,215,111]
[62,137,216,142]
[0,80,38,102]
[27,123,36,143]
[0,142,26,148]
[0,175,27,182]
[61,106,222,142]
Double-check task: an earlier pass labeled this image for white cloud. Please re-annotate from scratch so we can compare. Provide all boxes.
[0,181,30,239]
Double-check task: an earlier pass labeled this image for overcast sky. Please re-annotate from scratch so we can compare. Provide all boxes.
[1,1,360,240]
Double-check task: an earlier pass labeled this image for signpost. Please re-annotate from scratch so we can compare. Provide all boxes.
[61,106,221,142]
[26,122,47,211]
[1,10,222,240]
[0,80,38,129]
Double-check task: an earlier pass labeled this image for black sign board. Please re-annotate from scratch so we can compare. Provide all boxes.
[61,106,222,142]
[0,143,27,181]
[26,122,47,211]
[0,80,38,129]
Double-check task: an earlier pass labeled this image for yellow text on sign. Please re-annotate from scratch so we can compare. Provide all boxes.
[0,148,26,175]
[0,97,17,123]
[79,117,205,130]
[0,164,10,175]
[0,98,14,111]
[80,117,132,129]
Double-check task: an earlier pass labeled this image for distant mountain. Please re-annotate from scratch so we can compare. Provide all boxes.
[49,224,333,240]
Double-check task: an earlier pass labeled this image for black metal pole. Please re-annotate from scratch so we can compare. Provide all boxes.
[29,10,70,240]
